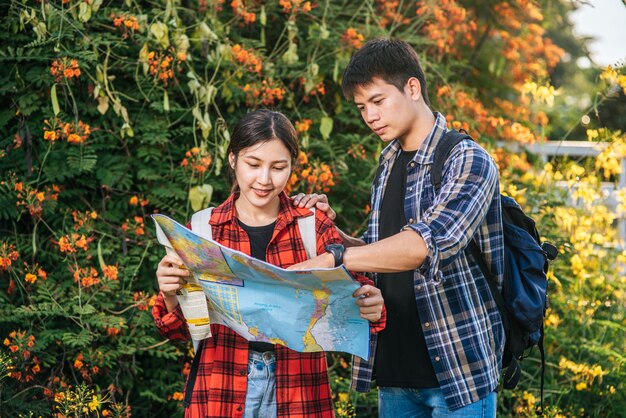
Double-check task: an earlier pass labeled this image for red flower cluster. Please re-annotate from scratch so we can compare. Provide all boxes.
[243,80,286,106]
[112,13,139,39]
[231,0,256,24]
[232,44,263,74]
[0,242,19,272]
[50,58,81,82]
[181,147,213,174]
[341,28,365,49]
[3,331,41,383]
[44,118,92,144]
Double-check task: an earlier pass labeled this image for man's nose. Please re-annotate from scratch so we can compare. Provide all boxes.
[364,107,379,123]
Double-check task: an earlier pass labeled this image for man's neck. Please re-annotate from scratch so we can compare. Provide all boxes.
[398,109,436,152]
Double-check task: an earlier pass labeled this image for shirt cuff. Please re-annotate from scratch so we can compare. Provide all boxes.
[403,222,443,284]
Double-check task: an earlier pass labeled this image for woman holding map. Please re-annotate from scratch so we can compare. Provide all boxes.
[153,109,386,418]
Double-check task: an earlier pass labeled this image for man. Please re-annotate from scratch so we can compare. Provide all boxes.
[289,38,504,417]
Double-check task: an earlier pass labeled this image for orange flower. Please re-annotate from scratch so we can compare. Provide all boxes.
[44,130,58,141]
[103,265,119,280]
[74,234,88,250]
[74,353,84,369]
[129,196,139,205]
[58,236,76,253]
[24,273,37,284]
[341,28,365,49]
[295,119,313,133]
[232,44,263,74]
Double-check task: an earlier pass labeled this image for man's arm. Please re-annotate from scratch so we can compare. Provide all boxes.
[288,229,427,272]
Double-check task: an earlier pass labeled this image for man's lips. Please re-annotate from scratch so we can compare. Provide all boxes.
[373,126,387,135]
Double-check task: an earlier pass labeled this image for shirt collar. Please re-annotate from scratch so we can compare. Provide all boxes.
[379,112,448,165]
[210,191,313,226]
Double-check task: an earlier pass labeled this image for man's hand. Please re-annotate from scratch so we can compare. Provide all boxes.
[353,284,384,322]
[292,193,336,221]
[287,252,335,270]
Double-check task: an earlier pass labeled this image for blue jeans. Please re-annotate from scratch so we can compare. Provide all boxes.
[378,387,497,418]
[243,350,277,418]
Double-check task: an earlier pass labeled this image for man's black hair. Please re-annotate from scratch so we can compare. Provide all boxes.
[342,38,430,106]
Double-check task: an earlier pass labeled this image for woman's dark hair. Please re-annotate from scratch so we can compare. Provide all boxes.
[227,109,299,191]
[342,38,430,106]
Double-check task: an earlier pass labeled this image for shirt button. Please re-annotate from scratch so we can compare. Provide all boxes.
[239,369,247,376]
[435,356,441,362]
[408,187,413,192]
[410,162,415,167]
[416,285,422,291]
[424,322,430,328]
[408,218,414,224]
[236,405,243,411]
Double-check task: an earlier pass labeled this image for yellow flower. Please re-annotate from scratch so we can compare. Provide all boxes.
[576,382,587,391]
[338,392,349,403]
[88,395,100,411]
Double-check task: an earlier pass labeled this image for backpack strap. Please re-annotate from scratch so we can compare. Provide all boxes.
[190,207,214,240]
[297,207,317,259]
[183,207,214,408]
[431,129,473,191]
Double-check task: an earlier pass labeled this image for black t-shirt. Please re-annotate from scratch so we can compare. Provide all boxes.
[238,219,276,353]
[375,150,439,388]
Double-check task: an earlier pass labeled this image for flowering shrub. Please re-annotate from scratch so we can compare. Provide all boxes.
[1,0,624,416]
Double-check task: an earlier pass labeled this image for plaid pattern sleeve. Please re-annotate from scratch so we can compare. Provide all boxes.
[153,291,190,341]
[351,113,505,411]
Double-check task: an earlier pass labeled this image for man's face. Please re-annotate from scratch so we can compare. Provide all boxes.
[352,77,420,145]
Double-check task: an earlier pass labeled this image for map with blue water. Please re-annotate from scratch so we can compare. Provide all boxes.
[152,214,370,359]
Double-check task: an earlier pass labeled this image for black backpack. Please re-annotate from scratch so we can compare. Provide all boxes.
[431,129,558,415]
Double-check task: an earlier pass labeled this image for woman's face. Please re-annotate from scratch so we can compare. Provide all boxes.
[229,138,292,214]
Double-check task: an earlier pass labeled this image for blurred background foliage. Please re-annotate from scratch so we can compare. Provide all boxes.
[0,0,625,416]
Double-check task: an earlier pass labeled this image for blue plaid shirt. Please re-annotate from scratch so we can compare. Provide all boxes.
[351,113,505,411]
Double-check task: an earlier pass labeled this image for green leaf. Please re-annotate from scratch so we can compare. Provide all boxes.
[73,304,96,315]
[78,3,92,22]
[163,90,169,112]
[51,84,60,116]
[319,116,333,140]
[189,184,213,211]
[61,330,94,348]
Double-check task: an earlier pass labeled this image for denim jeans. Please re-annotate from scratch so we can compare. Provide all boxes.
[243,350,277,418]
[378,387,497,418]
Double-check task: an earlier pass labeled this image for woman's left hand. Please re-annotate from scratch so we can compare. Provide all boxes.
[353,284,384,322]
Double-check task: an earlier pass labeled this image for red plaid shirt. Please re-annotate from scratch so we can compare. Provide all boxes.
[153,192,385,418]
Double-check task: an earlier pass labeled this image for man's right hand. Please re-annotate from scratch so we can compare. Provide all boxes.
[291,193,336,221]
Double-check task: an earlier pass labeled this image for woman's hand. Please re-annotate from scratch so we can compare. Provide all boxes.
[353,284,384,323]
[156,253,189,312]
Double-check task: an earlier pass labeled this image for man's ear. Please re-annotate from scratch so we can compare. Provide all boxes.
[406,77,422,101]
[228,152,236,169]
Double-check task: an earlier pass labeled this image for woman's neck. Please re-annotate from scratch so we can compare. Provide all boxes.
[234,195,280,227]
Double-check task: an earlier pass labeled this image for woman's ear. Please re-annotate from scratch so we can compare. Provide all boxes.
[228,152,236,169]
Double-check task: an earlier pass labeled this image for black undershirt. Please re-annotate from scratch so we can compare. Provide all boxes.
[375,150,439,388]
[238,219,276,353]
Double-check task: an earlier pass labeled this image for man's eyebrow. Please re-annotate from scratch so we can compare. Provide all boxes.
[355,93,383,105]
